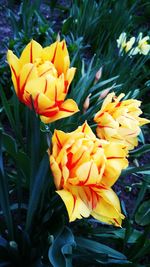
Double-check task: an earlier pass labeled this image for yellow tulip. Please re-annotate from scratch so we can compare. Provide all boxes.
[94,92,150,150]
[7,40,79,123]
[49,122,128,225]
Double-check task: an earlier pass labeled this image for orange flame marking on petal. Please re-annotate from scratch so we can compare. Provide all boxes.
[89,187,97,209]
[59,106,75,113]
[115,102,121,108]
[39,67,54,77]
[20,65,34,99]
[82,123,86,133]
[98,144,102,148]
[67,152,84,170]
[126,131,138,136]
[11,64,19,91]
[107,156,124,160]
[94,184,107,190]
[44,79,48,94]
[51,43,58,64]
[55,86,57,102]
[113,218,120,226]
[82,162,93,185]
[55,132,62,149]
[97,112,104,118]
[62,41,65,50]
[98,125,113,129]
[40,109,58,117]
[123,115,135,121]
[64,80,68,93]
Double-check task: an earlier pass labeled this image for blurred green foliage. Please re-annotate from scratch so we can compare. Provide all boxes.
[0,0,150,266]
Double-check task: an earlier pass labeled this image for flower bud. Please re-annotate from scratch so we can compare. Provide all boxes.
[94,67,103,83]
[83,93,91,113]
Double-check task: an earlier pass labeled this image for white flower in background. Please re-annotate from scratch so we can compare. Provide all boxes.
[117,32,135,55]
[117,32,127,53]
[130,32,150,56]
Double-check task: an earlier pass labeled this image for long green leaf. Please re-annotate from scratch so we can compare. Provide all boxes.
[48,227,75,267]
[25,154,49,231]
[0,131,14,240]
[75,237,127,260]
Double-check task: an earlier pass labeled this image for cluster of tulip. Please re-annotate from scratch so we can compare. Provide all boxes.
[7,39,149,227]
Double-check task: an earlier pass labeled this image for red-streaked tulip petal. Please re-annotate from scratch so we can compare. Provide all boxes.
[42,41,58,62]
[50,156,62,189]
[19,63,38,102]
[20,40,43,66]
[7,50,20,95]
[76,122,96,138]
[91,188,124,226]
[38,61,58,78]
[76,161,99,185]
[64,68,76,93]
[56,189,90,222]
[52,40,70,75]
[40,99,79,123]
[53,130,70,150]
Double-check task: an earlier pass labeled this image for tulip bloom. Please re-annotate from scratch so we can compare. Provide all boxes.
[7,40,79,123]
[49,122,128,226]
[94,92,150,150]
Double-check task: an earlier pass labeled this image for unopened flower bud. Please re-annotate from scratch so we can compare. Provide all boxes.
[94,67,103,83]
[83,93,91,113]
[99,88,111,100]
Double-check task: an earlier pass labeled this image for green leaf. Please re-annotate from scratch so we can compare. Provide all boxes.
[75,237,127,260]
[130,144,150,158]
[25,154,49,231]
[2,132,17,155]
[0,85,23,146]
[0,85,16,132]
[135,200,150,226]
[48,227,75,267]
[62,17,74,34]
[0,132,14,240]
[121,164,150,176]
[2,132,30,179]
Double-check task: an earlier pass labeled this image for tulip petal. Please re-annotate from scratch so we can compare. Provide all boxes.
[57,189,90,222]
[98,187,122,211]
[7,50,20,95]
[38,61,58,78]
[20,40,43,66]
[103,158,128,186]
[53,130,70,150]
[139,117,150,126]
[101,92,115,110]
[42,41,58,62]
[40,99,79,123]
[43,41,70,75]
[19,63,38,102]
[46,74,66,102]
[76,122,96,138]
[53,40,70,75]
[76,161,99,185]
[65,68,76,93]
[91,188,124,226]
[50,156,62,189]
